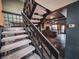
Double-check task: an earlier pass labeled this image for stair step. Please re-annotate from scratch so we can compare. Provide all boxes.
[2,30,26,35]
[33,24,38,26]
[30,20,40,23]
[27,53,41,59]
[2,45,35,59]
[32,15,43,19]
[1,34,29,42]
[0,39,31,53]
[4,27,24,31]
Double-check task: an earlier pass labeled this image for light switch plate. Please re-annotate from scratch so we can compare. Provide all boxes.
[69,24,75,28]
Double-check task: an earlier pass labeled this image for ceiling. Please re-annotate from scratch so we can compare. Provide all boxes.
[20,0,78,11]
[35,0,78,11]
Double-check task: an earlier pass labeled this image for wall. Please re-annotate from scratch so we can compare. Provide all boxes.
[65,1,79,59]
[0,0,4,26]
[0,0,4,51]
[60,8,67,18]
[2,0,24,14]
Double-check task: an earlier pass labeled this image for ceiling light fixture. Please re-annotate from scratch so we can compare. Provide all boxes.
[50,16,55,19]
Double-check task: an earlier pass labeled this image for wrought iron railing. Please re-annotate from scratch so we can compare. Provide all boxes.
[2,11,23,27]
[22,12,59,59]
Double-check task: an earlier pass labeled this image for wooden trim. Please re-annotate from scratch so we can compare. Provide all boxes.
[0,25,4,27]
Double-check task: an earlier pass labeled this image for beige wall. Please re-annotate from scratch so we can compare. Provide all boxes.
[2,0,24,14]
[0,0,4,26]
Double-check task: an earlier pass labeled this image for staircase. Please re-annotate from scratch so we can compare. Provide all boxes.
[0,11,60,59]
[0,27,41,59]
[0,9,59,59]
